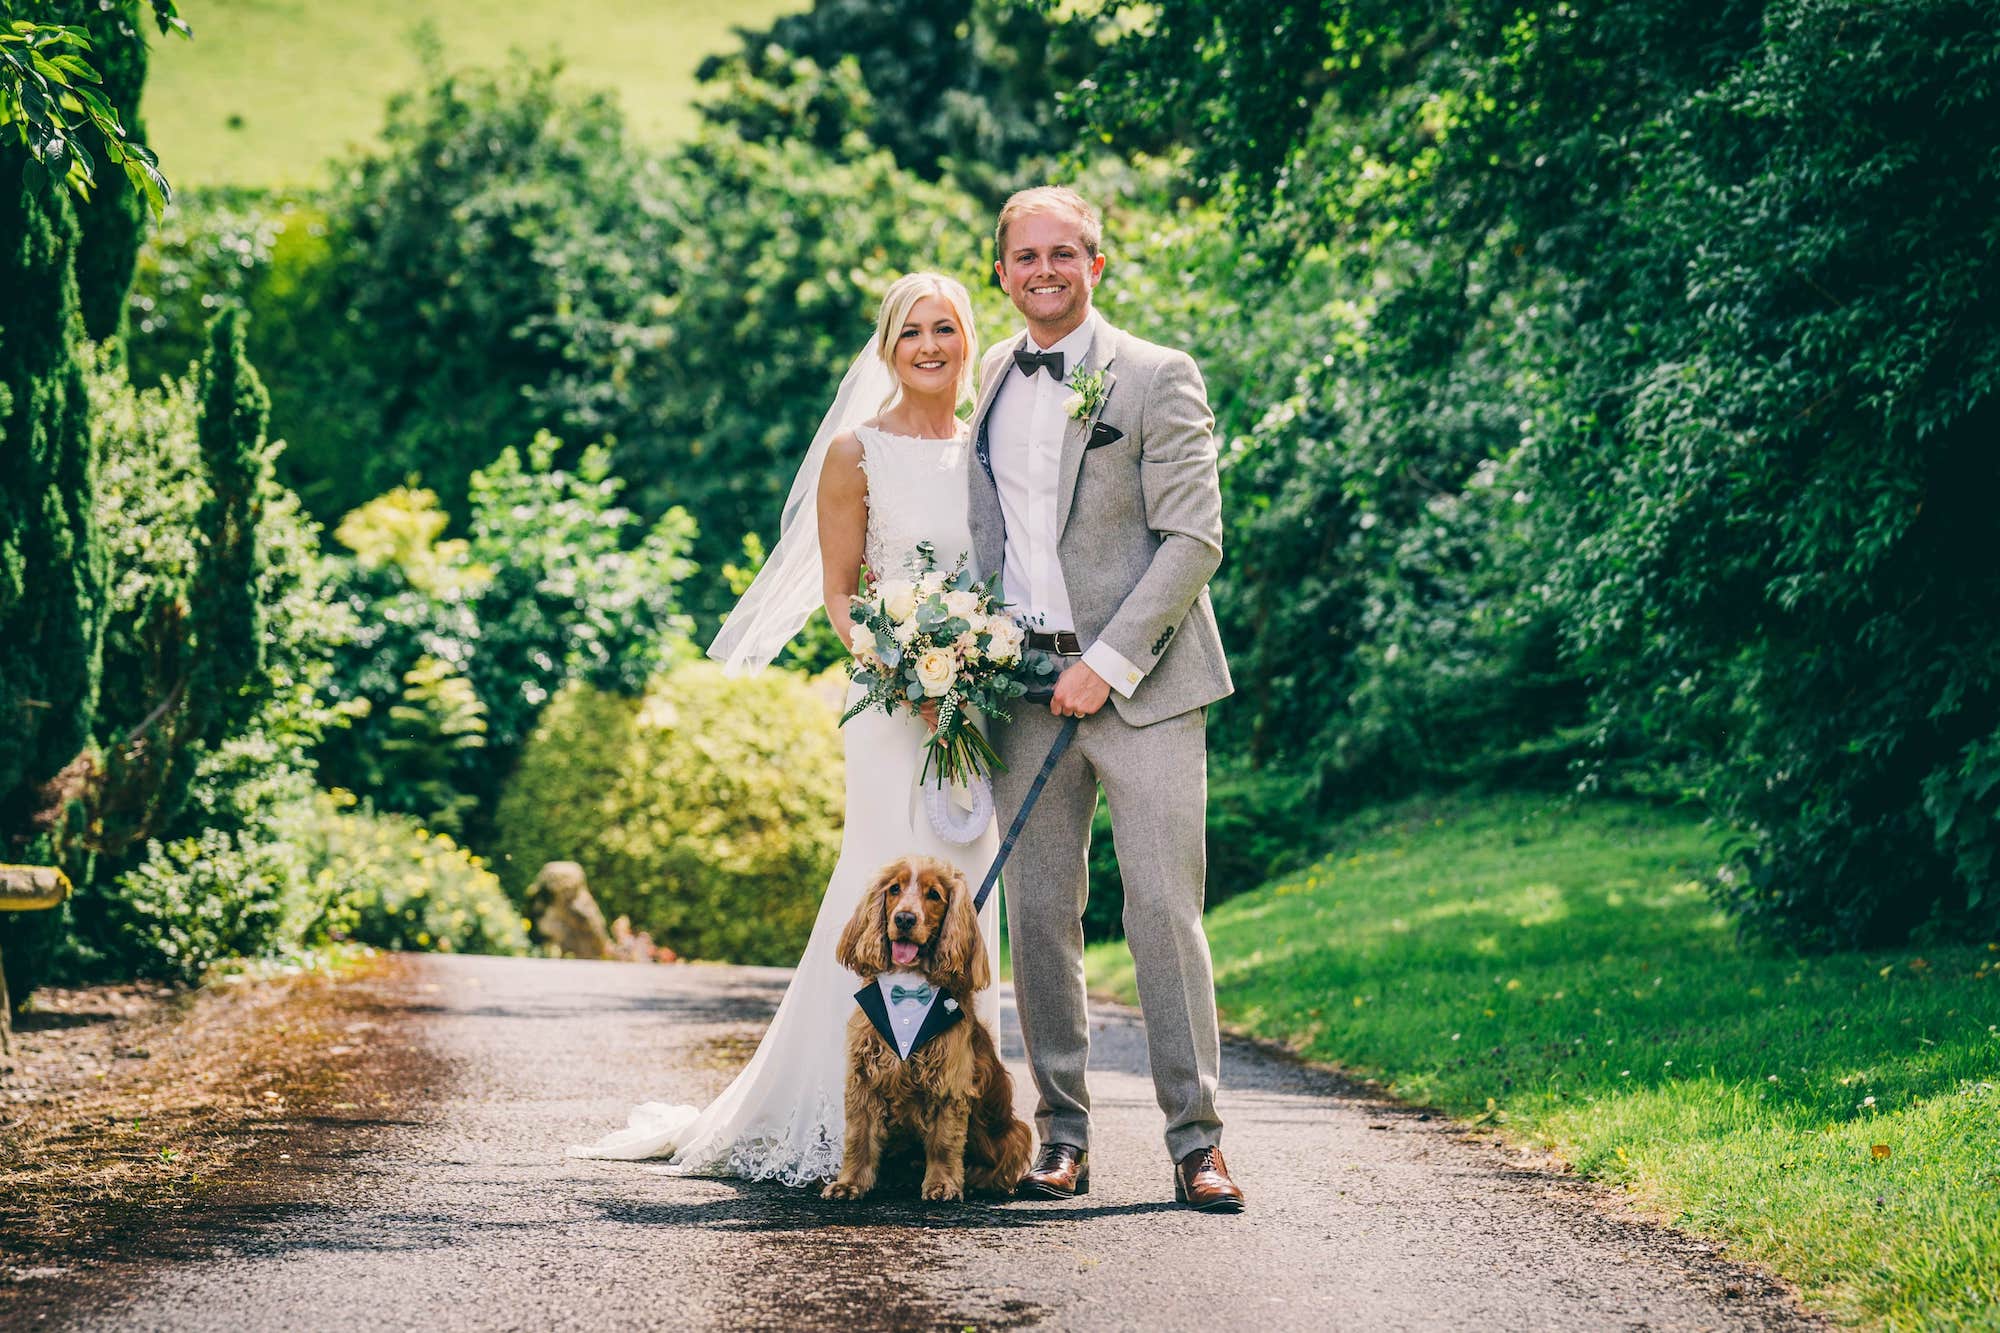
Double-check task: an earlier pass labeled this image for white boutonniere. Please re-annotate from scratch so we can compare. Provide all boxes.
[1064,367,1109,421]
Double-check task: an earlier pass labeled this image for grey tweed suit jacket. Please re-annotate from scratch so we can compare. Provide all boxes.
[968,316,1233,728]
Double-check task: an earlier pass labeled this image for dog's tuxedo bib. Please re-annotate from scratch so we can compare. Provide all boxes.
[855,971,963,1060]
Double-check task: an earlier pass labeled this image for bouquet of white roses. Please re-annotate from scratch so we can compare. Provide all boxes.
[841,541,1057,791]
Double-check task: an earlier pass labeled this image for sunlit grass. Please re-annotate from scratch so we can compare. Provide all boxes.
[1086,792,2000,1329]
[142,0,805,187]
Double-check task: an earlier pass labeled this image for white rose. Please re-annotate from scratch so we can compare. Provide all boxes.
[918,570,948,597]
[877,579,918,623]
[987,620,1023,663]
[943,589,980,619]
[891,619,919,646]
[849,634,878,667]
[915,649,957,697]
[1062,391,1085,417]
[964,610,990,637]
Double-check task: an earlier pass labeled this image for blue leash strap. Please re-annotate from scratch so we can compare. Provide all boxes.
[972,698,1080,914]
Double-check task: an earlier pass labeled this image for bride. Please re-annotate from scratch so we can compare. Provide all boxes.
[566,273,1002,1185]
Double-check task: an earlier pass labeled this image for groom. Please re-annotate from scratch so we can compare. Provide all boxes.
[967,186,1243,1212]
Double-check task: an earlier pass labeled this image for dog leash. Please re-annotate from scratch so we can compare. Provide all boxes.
[972,691,1080,914]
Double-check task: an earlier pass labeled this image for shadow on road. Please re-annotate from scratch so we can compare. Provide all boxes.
[589,1187,1182,1234]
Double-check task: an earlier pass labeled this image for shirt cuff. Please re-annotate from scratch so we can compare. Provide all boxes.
[1083,641,1146,699]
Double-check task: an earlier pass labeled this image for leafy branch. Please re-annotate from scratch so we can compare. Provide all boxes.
[0,1,189,213]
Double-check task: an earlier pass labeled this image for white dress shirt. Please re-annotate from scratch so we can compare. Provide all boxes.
[877,971,946,1059]
[988,312,1146,697]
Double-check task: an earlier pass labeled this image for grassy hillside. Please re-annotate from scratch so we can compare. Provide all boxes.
[1087,793,2000,1328]
[140,0,804,187]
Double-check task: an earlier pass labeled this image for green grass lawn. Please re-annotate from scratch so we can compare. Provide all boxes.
[1086,792,2000,1329]
[141,0,805,187]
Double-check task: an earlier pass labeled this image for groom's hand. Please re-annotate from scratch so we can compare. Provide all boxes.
[1051,661,1112,718]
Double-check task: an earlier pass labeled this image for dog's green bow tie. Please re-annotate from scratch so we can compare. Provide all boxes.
[889,983,933,1005]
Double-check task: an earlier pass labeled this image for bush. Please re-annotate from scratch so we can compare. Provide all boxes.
[112,826,316,983]
[293,791,528,957]
[316,437,695,839]
[493,664,845,964]
[106,789,528,979]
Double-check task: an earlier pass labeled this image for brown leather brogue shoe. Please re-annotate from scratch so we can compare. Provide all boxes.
[1016,1142,1089,1199]
[1174,1145,1246,1213]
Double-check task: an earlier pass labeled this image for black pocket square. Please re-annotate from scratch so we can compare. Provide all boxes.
[1085,421,1124,450]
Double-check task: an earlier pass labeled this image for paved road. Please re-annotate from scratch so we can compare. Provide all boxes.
[23,954,1814,1331]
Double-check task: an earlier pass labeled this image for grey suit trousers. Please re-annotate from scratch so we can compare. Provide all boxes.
[994,699,1223,1161]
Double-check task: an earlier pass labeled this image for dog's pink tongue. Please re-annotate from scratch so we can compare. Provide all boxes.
[891,941,919,966]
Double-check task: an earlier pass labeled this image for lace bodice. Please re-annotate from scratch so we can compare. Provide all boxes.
[855,425,978,581]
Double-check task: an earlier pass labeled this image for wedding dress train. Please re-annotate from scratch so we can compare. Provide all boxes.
[567,425,1000,1185]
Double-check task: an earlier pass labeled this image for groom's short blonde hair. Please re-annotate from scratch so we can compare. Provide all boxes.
[995,186,1103,261]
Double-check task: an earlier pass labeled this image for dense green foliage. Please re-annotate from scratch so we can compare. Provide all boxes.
[11,325,350,990]
[123,188,332,402]
[58,0,155,340]
[0,149,102,859]
[613,134,989,611]
[0,0,179,213]
[1089,792,2000,1326]
[18,0,1984,997]
[494,666,844,964]
[271,59,676,523]
[112,822,312,983]
[697,0,1119,202]
[133,58,992,620]
[1067,0,2000,944]
[316,434,695,838]
[298,790,528,957]
[109,788,528,981]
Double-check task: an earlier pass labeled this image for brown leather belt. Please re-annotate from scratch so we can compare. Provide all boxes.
[1025,629,1083,656]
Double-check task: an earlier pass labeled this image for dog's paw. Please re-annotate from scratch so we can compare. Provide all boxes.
[822,1178,870,1201]
[921,1175,965,1202]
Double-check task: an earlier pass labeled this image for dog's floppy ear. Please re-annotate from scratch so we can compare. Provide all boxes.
[930,860,989,995]
[837,860,898,976]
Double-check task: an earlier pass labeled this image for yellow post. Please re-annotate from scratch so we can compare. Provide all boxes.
[0,864,73,1064]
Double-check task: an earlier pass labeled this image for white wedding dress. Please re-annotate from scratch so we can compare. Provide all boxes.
[567,425,1001,1186]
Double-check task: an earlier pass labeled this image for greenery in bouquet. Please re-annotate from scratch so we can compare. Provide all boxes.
[841,542,1056,787]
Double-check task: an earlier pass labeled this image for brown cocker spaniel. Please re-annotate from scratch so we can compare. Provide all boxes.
[823,855,1032,1202]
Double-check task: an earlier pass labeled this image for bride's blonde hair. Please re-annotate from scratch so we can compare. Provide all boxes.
[872,272,979,415]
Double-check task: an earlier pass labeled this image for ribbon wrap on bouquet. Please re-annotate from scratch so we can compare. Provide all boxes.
[923,769,995,844]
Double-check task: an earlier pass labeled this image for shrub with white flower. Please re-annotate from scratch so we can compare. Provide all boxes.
[842,541,1058,789]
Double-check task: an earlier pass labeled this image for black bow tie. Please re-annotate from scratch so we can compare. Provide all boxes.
[1014,346,1065,381]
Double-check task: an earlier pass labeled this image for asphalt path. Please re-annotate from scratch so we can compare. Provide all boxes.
[23,953,1817,1332]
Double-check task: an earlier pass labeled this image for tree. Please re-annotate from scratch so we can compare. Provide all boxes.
[85,311,270,858]
[316,435,698,840]
[1063,0,2000,943]
[0,0,182,215]
[64,0,155,340]
[612,131,994,618]
[698,0,1127,202]
[0,147,102,861]
[266,57,677,524]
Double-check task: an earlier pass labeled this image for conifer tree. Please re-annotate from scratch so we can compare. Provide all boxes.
[183,308,270,761]
[67,0,153,341]
[0,150,105,856]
